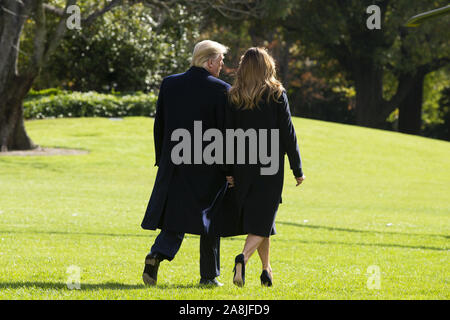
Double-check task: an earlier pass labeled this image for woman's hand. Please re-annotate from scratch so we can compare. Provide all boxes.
[226,176,235,188]
[295,175,305,186]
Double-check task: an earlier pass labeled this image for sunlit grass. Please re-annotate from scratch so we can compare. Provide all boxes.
[0,116,448,299]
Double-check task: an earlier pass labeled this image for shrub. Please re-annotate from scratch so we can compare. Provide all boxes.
[23,89,157,119]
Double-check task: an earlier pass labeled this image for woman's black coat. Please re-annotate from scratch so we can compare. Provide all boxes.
[141,66,230,235]
[208,91,303,237]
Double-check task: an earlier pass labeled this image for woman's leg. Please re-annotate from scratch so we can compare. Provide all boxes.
[242,234,265,264]
[257,237,273,286]
[257,237,271,273]
[233,234,264,286]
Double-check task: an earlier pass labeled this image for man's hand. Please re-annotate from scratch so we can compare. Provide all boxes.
[226,176,235,188]
[295,175,305,186]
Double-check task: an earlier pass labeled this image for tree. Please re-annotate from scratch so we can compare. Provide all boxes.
[420,69,450,140]
[395,32,449,134]
[0,0,124,151]
[35,3,202,92]
[0,0,266,151]
[281,0,450,132]
[395,6,450,134]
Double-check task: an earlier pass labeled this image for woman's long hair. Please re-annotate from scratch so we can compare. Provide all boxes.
[229,47,285,110]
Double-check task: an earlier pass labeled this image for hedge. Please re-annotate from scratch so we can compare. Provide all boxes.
[23,89,157,119]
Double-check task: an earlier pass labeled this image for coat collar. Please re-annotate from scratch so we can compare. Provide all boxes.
[187,66,212,77]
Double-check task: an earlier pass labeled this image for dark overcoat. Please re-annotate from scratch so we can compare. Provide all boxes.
[141,66,231,235]
[208,91,303,237]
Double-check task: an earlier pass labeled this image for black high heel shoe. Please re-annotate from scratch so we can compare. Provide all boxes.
[260,270,273,287]
[233,253,245,287]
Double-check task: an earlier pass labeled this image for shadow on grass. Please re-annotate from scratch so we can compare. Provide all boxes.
[0,281,207,291]
[0,230,203,240]
[224,236,448,251]
[0,281,143,290]
[272,221,448,251]
[1,224,447,252]
[294,239,447,251]
[0,229,154,239]
[277,221,449,239]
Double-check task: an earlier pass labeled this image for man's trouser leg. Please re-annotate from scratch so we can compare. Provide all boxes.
[200,234,220,279]
[150,230,184,261]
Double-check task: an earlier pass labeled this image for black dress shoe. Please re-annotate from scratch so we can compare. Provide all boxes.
[142,253,163,286]
[260,270,273,287]
[233,253,245,287]
[199,278,224,287]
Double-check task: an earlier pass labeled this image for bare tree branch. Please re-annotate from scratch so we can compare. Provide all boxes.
[42,0,126,65]
[42,3,64,16]
[32,0,47,72]
[82,0,123,26]
[40,0,77,65]
[418,57,450,74]
[141,0,266,20]
[17,0,270,79]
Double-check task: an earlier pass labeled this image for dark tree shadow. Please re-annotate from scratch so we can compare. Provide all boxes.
[0,281,205,291]
[272,221,449,251]
[293,239,447,251]
[277,221,449,239]
[0,281,144,291]
[0,229,153,239]
[1,222,447,254]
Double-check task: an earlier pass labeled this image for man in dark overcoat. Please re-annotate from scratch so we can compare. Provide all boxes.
[141,40,230,286]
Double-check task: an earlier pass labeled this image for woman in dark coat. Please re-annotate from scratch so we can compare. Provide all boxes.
[213,47,305,287]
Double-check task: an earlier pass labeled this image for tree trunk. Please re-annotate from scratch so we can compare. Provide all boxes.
[0,0,36,152]
[353,61,389,129]
[0,0,134,151]
[398,72,425,135]
[0,74,37,151]
[274,39,291,88]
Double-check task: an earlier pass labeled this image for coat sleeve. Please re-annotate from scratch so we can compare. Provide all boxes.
[154,79,166,167]
[221,102,235,176]
[277,91,303,177]
[216,84,233,176]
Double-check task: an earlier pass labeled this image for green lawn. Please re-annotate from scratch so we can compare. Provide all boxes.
[0,116,448,299]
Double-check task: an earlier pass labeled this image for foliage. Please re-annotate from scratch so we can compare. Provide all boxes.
[422,86,450,141]
[16,0,450,139]
[422,68,450,126]
[200,9,355,124]
[278,0,450,129]
[34,2,201,92]
[23,89,157,119]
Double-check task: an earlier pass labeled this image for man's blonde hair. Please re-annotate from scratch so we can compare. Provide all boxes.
[191,40,228,67]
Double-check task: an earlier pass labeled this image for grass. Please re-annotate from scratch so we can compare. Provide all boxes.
[0,116,448,299]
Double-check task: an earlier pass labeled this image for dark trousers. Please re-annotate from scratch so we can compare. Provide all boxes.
[150,230,220,279]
